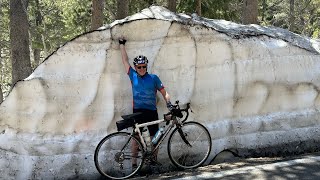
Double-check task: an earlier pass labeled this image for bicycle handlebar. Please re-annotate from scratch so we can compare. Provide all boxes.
[181,103,191,123]
[164,101,191,123]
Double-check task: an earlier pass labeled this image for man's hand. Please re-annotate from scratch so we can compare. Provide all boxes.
[119,38,127,45]
[119,38,130,72]
[167,101,173,111]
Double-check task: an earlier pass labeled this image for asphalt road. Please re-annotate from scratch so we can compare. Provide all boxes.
[131,152,320,180]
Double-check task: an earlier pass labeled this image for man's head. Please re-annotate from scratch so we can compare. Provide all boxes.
[133,55,148,76]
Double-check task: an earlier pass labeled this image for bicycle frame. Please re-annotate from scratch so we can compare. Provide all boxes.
[121,101,190,155]
[132,116,179,154]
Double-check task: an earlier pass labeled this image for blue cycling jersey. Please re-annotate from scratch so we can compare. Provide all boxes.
[128,67,164,110]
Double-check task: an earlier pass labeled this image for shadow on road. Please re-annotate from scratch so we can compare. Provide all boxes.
[132,152,320,180]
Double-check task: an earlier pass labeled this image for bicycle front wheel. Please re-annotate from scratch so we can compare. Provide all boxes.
[94,132,144,179]
[168,121,212,169]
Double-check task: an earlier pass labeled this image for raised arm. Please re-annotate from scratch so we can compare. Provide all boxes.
[119,38,130,73]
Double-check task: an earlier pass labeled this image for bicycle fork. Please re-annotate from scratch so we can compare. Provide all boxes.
[177,127,192,147]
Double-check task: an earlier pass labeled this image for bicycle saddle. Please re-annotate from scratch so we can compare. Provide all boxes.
[121,112,142,120]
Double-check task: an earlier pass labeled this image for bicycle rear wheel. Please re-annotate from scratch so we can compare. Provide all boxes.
[168,121,211,169]
[94,132,144,179]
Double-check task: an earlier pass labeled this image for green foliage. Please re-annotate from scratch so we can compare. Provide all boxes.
[260,0,320,38]
[1,0,320,99]
[0,49,11,97]
[0,0,11,96]
[58,0,92,36]
[28,0,92,56]
[0,0,10,51]
[104,0,116,23]
[129,0,151,13]
[177,0,241,22]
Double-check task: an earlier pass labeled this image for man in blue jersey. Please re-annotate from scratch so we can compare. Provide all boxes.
[119,38,172,167]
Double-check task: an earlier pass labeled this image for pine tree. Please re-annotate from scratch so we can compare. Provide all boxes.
[242,0,258,24]
[91,0,104,30]
[9,0,32,86]
[117,0,129,19]
[167,0,176,12]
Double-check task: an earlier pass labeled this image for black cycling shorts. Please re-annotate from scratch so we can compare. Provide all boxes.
[133,109,159,136]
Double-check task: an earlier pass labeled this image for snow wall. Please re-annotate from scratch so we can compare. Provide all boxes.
[1,6,320,179]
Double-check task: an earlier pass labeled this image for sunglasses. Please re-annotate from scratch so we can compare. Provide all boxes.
[137,66,147,69]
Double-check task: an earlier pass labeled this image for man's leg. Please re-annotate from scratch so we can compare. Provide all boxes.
[148,110,160,163]
[148,125,160,164]
[132,109,143,167]
[131,135,139,167]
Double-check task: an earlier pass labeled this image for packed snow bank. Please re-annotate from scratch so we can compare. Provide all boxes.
[0,6,320,179]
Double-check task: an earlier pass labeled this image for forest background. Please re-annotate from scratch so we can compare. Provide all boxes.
[0,0,320,103]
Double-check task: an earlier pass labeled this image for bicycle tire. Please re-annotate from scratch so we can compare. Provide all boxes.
[167,121,212,169]
[94,132,144,179]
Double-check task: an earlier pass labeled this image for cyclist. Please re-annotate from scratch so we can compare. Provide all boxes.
[119,38,173,167]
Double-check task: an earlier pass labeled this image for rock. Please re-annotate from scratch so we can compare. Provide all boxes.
[211,149,240,164]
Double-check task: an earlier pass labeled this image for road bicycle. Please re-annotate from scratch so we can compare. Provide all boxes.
[94,101,212,179]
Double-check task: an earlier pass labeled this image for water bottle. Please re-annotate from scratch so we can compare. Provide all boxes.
[142,128,152,150]
[152,127,164,145]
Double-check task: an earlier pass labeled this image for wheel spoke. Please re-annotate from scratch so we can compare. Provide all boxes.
[168,122,211,169]
[94,132,144,179]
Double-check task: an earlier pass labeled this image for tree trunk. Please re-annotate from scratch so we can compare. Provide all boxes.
[242,0,258,24]
[41,33,48,57]
[0,47,3,104]
[167,0,176,12]
[147,0,154,6]
[116,0,129,19]
[33,49,40,65]
[196,0,201,16]
[261,0,267,21]
[0,1,3,103]
[33,0,42,65]
[0,47,2,103]
[9,0,32,86]
[289,0,295,31]
[91,0,104,30]
[0,84,3,104]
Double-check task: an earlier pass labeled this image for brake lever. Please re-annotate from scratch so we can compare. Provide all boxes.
[164,113,172,125]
